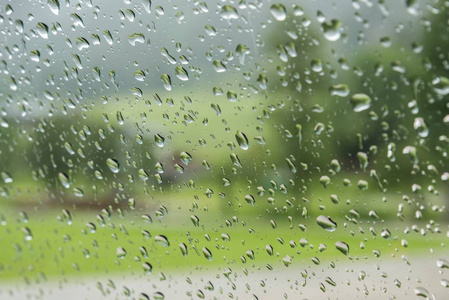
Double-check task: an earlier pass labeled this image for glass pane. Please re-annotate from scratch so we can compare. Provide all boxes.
[1,0,448,299]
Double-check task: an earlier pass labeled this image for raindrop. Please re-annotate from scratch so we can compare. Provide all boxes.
[220,5,238,20]
[175,66,189,81]
[154,134,165,147]
[180,152,192,165]
[270,4,287,21]
[142,262,153,274]
[317,215,337,232]
[179,243,188,257]
[322,19,341,41]
[202,247,213,260]
[245,195,255,206]
[414,287,431,298]
[437,259,449,269]
[432,77,449,95]
[116,247,127,259]
[128,33,145,46]
[335,241,349,255]
[161,74,172,90]
[350,94,371,112]
[212,60,227,73]
[329,84,350,97]
[235,131,249,150]
[106,158,120,173]
[47,0,60,15]
[155,235,170,247]
[413,117,428,137]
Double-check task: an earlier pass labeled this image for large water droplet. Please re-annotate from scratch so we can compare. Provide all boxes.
[335,241,349,255]
[317,215,337,232]
[220,5,239,20]
[155,235,170,247]
[106,158,120,173]
[350,93,371,112]
[47,0,60,15]
[58,172,70,189]
[235,131,249,150]
[270,4,287,21]
[322,19,341,41]
[432,77,449,95]
[413,117,429,137]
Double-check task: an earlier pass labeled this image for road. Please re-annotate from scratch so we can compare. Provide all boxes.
[1,256,448,299]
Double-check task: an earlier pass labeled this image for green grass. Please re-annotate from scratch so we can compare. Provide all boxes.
[0,204,446,282]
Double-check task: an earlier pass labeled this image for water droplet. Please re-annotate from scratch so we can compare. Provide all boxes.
[76,37,90,50]
[335,241,349,255]
[320,176,331,188]
[212,60,227,73]
[154,134,165,147]
[106,158,120,173]
[406,0,420,15]
[235,131,249,150]
[270,4,287,21]
[329,84,350,97]
[220,5,239,20]
[36,22,49,39]
[317,215,337,232]
[175,66,189,81]
[142,262,152,274]
[257,74,268,90]
[179,243,188,257]
[236,44,250,65]
[350,93,371,112]
[204,25,217,36]
[325,277,336,286]
[116,247,127,259]
[155,235,170,247]
[283,255,292,267]
[22,227,33,241]
[190,215,200,227]
[432,77,449,95]
[138,169,149,181]
[202,247,213,260]
[178,152,192,166]
[437,259,449,269]
[160,74,172,90]
[322,19,341,41]
[414,287,431,298]
[245,194,255,206]
[381,228,391,239]
[230,153,242,167]
[413,117,429,137]
[134,70,146,81]
[128,33,145,46]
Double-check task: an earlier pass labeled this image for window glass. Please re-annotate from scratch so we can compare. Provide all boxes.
[0,0,448,299]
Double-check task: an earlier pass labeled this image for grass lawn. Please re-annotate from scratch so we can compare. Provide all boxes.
[0,202,446,283]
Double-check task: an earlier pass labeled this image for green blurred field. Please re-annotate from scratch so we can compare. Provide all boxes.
[1,188,446,282]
